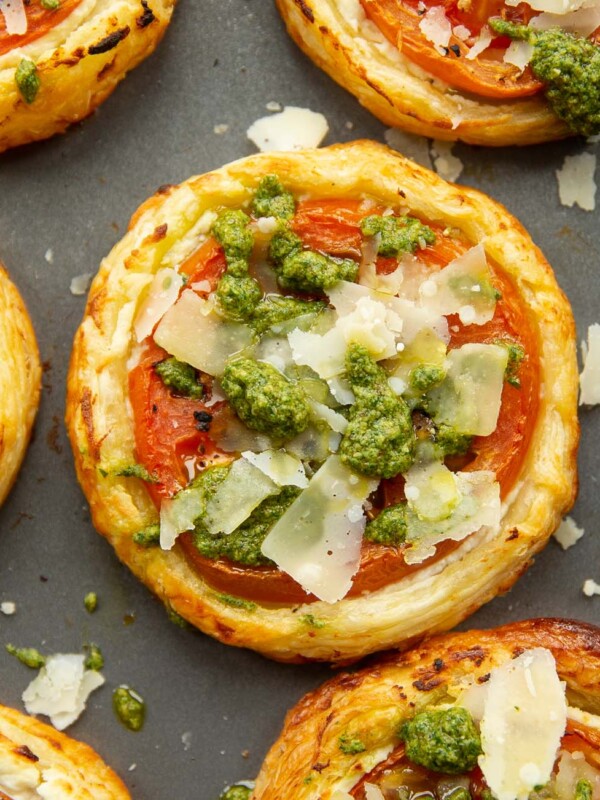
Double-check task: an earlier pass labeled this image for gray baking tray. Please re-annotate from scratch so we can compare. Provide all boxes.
[0,1,598,797]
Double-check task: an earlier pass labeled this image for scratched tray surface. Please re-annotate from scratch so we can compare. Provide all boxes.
[0,1,598,797]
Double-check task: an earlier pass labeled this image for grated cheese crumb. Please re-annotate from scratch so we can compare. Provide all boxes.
[44,248,54,264]
[553,516,585,550]
[265,101,282,112]
[0,601,16,615]
[556,152,597,211]
[583,579,600,597]
[69,273,93,296]
[213,123,229,135]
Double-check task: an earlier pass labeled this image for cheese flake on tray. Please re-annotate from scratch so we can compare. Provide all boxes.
[553,516,585,550]
[22,654,105,731]
[261,455,377,603]
[583,578,600,597]
[556,152,597,211]
[247,106,329,152]
[477,648,567,800]
[431,141,464,183]
[580,323,600,405]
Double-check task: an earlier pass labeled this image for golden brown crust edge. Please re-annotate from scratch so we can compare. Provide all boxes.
[0,0,175,153]
[0,703,130,799]
[0,266,41,507]
[252,619,600,800]
[66,141,578,663]
[275,0,569,146]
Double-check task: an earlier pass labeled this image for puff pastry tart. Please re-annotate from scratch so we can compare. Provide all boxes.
[275,0,600,145]
[252,618,600,800]
[0,0,175,152]
[0,266,40,507]
[66,141,578,663]
[0,702,130,799]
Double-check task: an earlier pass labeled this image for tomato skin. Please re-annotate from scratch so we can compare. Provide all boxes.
[360,0,542,99]
[129,199,540,604]
[0,0,83,56]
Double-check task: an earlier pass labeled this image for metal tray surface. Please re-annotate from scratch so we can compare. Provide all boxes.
[0,1,598,797]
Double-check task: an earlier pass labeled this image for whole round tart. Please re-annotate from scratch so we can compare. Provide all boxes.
[0,0,175,152]
[275,0,600,145]
[252,618,600,799]
[66,141,578,662]
[0,265,41,506]
[0,701,130,798]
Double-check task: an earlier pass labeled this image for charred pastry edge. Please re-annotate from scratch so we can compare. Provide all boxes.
[0,0,175,153]
[274,0,569,146]
[66,141,578,663]
[0,703,130,799]
[252,619,600,799]
[0,265,41,507]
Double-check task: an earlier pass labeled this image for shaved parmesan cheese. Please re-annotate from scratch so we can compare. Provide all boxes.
[261,456,377,603]
[365,786,386,800]
[210,406,275,453]
[288,325,347,379]
[404,470,500,563]
[0,0,27,35]
[583,578,600,597]
[336,295,399,358]
[134,268,183,342]
[0,601,15,615]
[556,153,597,212]
[309,400,349,434]
[466,26,492,59]
[531,5,600,33]
[285,424,332,463]
[247,106,329,152]
[553,516,585,550]
[154,290,254,376]
[567,706,600,731]
[580,323,600,405]
[506,0,600,12]
[22,655,105,731]
[428,343,508,436]
[504,40,534,71]
[431,141,464,182]
[555,750,600,800]
[404,461,461,522]
[427,244,497,325]
[204,458,278,535]
[453,24,471,39]
[69,272,93,296]
[254,335,295,374]
[478,649,567,800]
[419,6,452,53]
[242,450,308,488]
[160,484,206,550]
[328,376,355,405]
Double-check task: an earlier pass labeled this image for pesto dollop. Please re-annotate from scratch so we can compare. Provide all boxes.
[494,339,525,389]
[155,357,204,399]
[252,175,295,220]
[211,210,262,320]
[575,779,593,800]
[340,344,416,478]
[400,707,482,774]
[250,294,324,335]
[15,59,40,104]
[360,214,436,257]
[409,364,446,394]
[113,686,145,732]
[490,20,600,136]
[219,786,252,800]
[221,358,311,440]
[364,503,407,545]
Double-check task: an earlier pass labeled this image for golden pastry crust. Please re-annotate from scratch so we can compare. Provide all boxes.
[0,0,175,153]
[274,0,568,146]
[252,619,600,799]
[0,266,41,507]
[0,702,130,799]
[66,141,578,663]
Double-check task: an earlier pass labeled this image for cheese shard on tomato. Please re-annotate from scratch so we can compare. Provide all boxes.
[426,244,497,325]
[154,289,254,376]
[530,5,600,34]
[242,450,308,488]
[428,343,508,436]
[555,750,600,800]
[404,470,501,564]
[204,458,278,535]
[160,484,207,550]
[0,0,27,35]
[261,456,377,603]
[134,268,184,342]
[22,655,105,731]
[580,323,600,405]
[404,461,461,522]
[419,6,452,53]
[478,648,567,800]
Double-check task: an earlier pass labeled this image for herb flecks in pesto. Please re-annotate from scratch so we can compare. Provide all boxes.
[6,644,46,669]
[219,786,252,800]
[361,215,436,257]
[113,686,145,732]
[193,485,300,566]
[364,503,408,545]
[433,423,472,459]
[340,344,416,479]
[155,357,203,399]
[409,364,446,393]
[494,339,525,389]
[15,59,40,104]
[133,524,161,547]
[252,175,295,220]
[250,295,324,335]
[116,464,158,483]
[84,643,104,671]
[338,733,367,755]
[489,20,600,136]
[269,226,358,293]
[41,0,60,9]
[575,779,593,800]
[400,707,482,774]
[300,614,327,629]
[84,592,98,613]
[214,593,257,612]
[222,358,310,440]
[211,210,262,320]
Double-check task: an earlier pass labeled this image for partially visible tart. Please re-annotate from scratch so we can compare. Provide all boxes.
[66,141,578,662]
[0,265,40,506]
